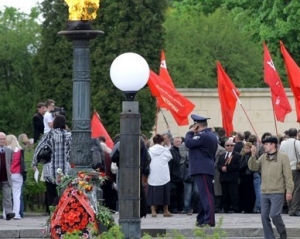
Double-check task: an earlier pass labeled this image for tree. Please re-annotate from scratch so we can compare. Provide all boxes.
[32,1,73,124]
[164,7,262,88]
[192,0,300,84]
[33,0,168,137]
[90,0,168,137]
[0,7,41,134]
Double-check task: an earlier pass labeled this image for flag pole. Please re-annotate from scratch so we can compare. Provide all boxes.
[232,89,260,141]
[154,102,160,135]
[272,109,279,136]
[269,94,279,136]
[160,109,170,130]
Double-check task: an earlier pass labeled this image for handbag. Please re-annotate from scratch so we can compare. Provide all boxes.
[37,144,52,164]
[293,140,300,171]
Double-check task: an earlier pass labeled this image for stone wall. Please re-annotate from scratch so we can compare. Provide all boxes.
[154,88,299,139]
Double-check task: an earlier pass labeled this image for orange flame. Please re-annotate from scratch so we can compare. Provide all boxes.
[64,0,100,21]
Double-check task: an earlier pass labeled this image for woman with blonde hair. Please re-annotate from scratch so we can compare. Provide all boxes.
[6,135,27,219]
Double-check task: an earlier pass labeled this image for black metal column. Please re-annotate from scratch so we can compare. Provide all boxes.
[118,101,141,239]
[58,26,103,170]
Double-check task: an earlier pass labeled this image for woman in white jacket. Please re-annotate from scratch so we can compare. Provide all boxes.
[147,134,173,217]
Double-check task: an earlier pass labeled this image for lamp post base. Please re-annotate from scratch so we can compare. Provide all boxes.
[119,219,141,239]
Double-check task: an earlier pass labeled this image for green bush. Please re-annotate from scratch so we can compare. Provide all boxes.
[100,218,227,238]
[22,149,46,212]
[23,149,46,197]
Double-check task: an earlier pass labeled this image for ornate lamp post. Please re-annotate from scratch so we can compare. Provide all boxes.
[110,53,150,239]
[58,1,103,170]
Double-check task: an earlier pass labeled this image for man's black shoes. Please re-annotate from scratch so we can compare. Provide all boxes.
[196,222,215,227]
[279,230,287,239]
[6,213,15,221]
[289,211,300,216]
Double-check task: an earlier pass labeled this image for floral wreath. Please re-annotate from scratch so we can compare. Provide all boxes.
[48,169,109,239]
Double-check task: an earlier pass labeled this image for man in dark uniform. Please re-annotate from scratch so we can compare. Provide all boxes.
[185,114,218,227]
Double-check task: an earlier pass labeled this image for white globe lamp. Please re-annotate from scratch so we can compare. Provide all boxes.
[110,52,150,100]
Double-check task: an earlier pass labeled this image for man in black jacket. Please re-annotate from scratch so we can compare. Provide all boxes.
[217,139,241,213]
[169,136,184,213]
[33,102,46,143]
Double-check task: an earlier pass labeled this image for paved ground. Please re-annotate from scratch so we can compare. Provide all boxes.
[0,213,300,238]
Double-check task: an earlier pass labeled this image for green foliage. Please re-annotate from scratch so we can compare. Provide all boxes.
[32,0,73,125]
[145,217,227,238]
[63,230,83,239]
[3,0,300,139]
[32,0,168,137]
[100,226,125,238]
[193,217,227,238]
[0,7,41,134]
[23,149,45,197]
[96,205,116,229]
[186,0,300,86]
[90,0,168,137]
[101,217,227,238]
[164,7,262,88]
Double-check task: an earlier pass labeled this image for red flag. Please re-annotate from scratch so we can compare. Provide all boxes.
[280,41,300,122]
[91,112,114,149]
[159,50,175,88]
[217,62,240,136]
[148,71,195,125]
[264,43,292,122]
[158,50,189,125]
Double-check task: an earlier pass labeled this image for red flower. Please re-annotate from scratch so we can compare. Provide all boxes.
[70,163,75,168]
[61,224,68,232]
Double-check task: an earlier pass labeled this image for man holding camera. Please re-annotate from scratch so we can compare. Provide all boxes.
[43,99,55,134]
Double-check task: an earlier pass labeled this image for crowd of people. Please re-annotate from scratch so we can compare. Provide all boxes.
[141,117,298,239]
[1,101,299,239]
[0,132,32,220]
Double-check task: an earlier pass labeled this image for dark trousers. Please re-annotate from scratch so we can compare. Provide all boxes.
[288,170,300,215]
[45,181,58,212]
[214,195,222,212]
[102,181,118,211]
[238,175,255,213]
[221,181,238,212]
[194,174,215,226]
[170,181,184,213]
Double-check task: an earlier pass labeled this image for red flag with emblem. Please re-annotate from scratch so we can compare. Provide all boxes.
[217,61,240,136]
[159,51,189,125]
[148,71,195,125]
[91,111,114,149]
[159,50,175,89]
[280,41,300,122]
[264,43,291,122]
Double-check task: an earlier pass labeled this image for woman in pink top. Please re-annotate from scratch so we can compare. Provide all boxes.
[6,135,26,219]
